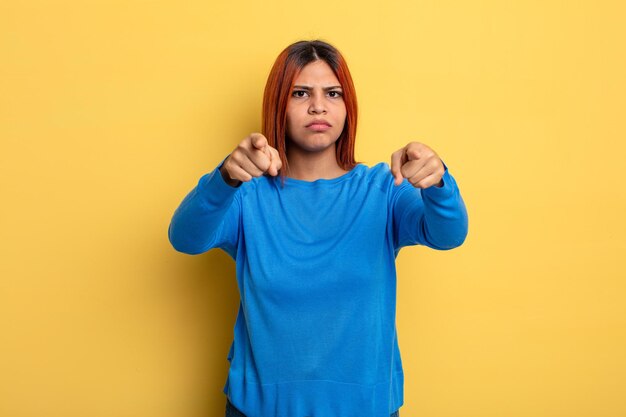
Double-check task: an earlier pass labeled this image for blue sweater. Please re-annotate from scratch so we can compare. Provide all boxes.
[168,157,468,417]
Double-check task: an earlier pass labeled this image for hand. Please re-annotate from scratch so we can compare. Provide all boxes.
[390,141,445,188]
[220,133,282,186]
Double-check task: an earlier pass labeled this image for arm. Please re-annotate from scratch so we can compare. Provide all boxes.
[168,157,241,257]
[168,133,281,257]
[392,162,468,251]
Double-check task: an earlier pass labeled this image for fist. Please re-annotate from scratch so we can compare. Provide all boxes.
[220,133,282,186]
[390,141,445,188]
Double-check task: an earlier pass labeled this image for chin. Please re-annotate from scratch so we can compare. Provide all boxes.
[287,134,339,153]
[296,141,336,154]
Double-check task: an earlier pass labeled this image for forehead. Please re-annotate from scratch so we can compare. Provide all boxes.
[293,60,341,86]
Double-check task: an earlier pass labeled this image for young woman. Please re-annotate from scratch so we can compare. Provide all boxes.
[168,39,468,417]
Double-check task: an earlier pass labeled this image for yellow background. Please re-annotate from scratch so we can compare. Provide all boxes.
[1,1,625,416]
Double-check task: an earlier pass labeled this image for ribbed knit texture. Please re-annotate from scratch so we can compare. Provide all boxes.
[168,157,468,417]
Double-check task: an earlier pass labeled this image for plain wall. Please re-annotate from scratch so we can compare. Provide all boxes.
[1,1,625,416]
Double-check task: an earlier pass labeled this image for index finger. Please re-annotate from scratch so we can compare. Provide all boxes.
[250,133,268,151]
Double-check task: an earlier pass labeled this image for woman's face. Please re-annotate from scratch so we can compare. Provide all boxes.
[285,60,347,154]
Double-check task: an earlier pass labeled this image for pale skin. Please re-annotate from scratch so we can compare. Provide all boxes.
[220,60,445,189]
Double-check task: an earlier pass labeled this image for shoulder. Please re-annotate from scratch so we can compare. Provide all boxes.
[355,162,395,190]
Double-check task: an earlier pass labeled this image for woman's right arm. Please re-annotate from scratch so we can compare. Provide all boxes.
[168,157,241,256]
[168,133,282,257]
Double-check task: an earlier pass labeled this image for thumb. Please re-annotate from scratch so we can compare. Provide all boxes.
[267,147,281,176]
[390,148,406,186]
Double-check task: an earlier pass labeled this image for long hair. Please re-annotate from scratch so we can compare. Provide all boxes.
[262,40,359,186]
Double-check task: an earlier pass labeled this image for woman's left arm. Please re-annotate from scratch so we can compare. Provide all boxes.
[390,141,469,251]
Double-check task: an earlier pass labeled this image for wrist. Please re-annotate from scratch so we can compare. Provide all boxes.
[219,164,242,188]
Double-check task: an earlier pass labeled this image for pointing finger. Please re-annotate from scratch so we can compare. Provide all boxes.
[251,133,268,151]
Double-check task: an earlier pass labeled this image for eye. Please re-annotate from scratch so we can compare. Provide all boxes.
[292,90,308,98]
[328,91,343,98]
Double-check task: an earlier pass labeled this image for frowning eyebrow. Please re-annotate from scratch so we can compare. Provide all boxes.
[292,85,343,90]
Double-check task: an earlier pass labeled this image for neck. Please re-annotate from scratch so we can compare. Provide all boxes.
[285,143,348,181]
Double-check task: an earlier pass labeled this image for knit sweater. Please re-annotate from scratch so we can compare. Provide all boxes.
[168,157,468,417]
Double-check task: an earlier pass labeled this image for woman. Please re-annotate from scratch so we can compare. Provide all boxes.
[168,39,468,417]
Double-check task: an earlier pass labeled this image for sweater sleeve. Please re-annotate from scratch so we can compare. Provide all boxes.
[391,161,468,251]
[167,156,241,258]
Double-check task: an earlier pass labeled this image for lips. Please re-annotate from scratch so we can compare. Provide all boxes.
[306,119,331,127]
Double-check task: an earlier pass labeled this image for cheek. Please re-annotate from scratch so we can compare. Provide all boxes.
[336,103,347,122]
[337,109,347,128]
[285,106,298,127]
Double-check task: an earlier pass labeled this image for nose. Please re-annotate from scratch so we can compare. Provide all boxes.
[308,92,326,114]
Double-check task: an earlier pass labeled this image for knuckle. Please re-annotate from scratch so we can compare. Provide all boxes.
[228,153,241,165]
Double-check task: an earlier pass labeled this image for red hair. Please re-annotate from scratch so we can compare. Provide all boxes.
[261,40,360,186]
